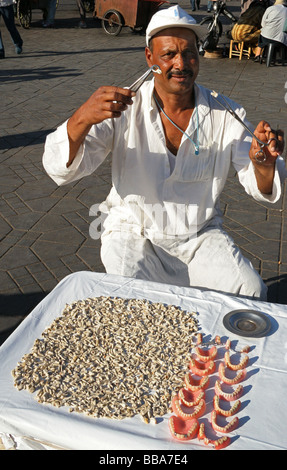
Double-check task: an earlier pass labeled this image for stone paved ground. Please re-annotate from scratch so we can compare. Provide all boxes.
[0,0,287,344]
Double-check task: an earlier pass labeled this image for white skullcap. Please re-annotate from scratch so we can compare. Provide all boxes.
[146,5,207,46]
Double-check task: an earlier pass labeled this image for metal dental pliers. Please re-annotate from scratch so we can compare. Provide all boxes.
[211,90,276,163]
[128,65,162,93]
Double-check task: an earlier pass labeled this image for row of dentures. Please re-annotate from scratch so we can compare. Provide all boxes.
[168,334,250,450]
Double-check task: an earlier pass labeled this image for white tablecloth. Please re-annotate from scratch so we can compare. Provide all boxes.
[0,272,286,450]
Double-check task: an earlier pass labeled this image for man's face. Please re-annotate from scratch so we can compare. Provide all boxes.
[145,27,199,97]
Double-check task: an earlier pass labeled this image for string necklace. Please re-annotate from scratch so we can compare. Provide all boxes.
[153,93,200,155]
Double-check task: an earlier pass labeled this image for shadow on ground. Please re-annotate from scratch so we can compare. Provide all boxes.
[0,292,47,346]
[265,274,287,304]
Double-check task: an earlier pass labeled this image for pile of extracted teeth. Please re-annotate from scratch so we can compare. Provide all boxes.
[11,296,199,423]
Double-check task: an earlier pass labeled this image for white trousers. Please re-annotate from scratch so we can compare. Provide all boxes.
[101,226,267,301]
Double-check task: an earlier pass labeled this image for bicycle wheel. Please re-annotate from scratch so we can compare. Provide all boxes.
[17,0,32,28]
[200,17,222,37]
[101,10,123,36]
[200,17,222,50]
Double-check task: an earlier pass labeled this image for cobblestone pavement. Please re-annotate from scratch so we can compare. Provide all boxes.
[0,0,287,344]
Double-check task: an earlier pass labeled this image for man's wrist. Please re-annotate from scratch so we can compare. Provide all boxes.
[252,160,275,195]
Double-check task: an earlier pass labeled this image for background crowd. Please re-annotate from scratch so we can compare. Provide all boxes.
[0,0,287,62]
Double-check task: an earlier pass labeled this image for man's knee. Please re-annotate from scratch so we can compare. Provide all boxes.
[239,271,268,301]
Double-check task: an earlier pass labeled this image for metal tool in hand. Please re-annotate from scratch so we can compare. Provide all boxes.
[128,65,162,92]
[211,90,275,163]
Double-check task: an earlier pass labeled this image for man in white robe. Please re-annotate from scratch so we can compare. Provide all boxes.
[43,6,285,300]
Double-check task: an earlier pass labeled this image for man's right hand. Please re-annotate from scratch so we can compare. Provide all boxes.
[66,86,135,166]
[77,86,135,126]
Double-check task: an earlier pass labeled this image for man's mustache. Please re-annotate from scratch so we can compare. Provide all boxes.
[167,70,194,79]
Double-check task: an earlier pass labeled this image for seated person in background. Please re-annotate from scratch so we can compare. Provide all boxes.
[231,0,270,48]
[43,6,285,301]
[241,0,254,14]
[253,0,287,59]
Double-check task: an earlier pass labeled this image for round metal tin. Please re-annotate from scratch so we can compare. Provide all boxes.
[223,309,271,338]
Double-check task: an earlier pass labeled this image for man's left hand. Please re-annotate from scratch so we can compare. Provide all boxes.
[249,120,284,166]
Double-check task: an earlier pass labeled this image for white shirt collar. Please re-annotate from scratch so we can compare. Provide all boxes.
[146,79,210,119]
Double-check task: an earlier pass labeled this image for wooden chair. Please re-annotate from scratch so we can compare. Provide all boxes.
[229,40,252,60]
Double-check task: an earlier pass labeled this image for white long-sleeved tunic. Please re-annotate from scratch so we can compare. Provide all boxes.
[43,81,284,247]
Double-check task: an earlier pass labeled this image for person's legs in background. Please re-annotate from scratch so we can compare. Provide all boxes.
[190,0,201,10]
[43,0,57,27]
[76,0,87,28]
[190,0,196,10]
[0,5,23,55]
[207,1,213,12]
